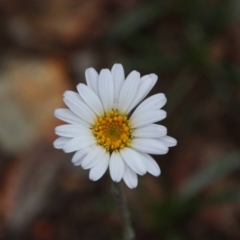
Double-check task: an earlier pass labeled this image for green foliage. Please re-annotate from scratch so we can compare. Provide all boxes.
[177,151,240,202]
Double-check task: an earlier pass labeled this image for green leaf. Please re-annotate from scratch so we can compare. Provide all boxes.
[202,187,240,207]
[105,1,169,41]
[177,151,240,201]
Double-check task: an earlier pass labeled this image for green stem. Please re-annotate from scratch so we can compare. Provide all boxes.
[112,181,135,240]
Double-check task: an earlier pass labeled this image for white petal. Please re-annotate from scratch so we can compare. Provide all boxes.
[98,69,114,112]
[77,83,104,116]
[55,124,91,138]
[85,67,98,94]
[140,153,161,176]
[132,124,167,138]
[63,97,96,124]
[71,150,86,166]
[139,74,157,99]
[131,138,168,155]
[111,64,125,108]
[63,135,96,153]
[63,90,82,101]
[158,135,177,147]
[118,71,140,112]
[123,164,138,189]
[127,75,153,113]
[120,148,146,175]
[71,144,96,166]
[89,151,110,181]
[109,151,125,182]
[130,110,166,128]
[53,137,71,149]
[81,145,106,169]
[63,94,83,109]
[54,108,90,127]
[80,144,96,155]
[148,74,158,92]
[132,93,167,117]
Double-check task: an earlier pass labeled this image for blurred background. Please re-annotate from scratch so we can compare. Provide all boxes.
[0,0,240,239]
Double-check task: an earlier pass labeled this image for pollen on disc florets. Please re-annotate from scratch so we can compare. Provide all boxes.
[93,110,131,151]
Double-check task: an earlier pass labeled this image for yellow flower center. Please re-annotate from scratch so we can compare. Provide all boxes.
[93,110,131,151]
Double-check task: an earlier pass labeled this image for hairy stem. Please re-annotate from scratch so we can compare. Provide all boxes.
[112,181,135,240]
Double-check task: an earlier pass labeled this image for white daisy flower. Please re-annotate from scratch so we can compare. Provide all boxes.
[54,64,177,189]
